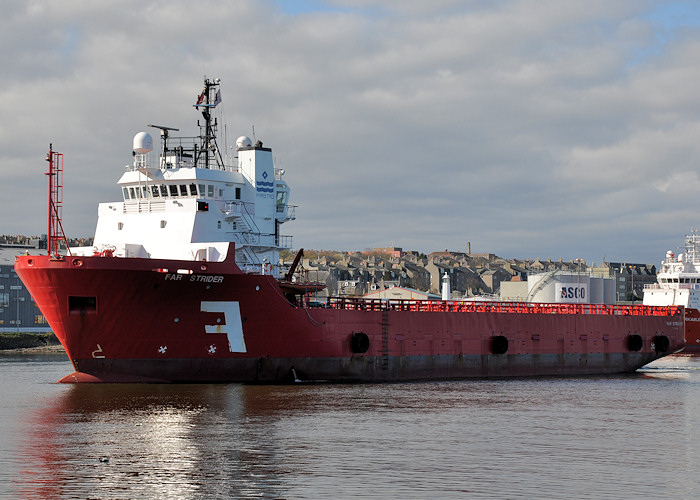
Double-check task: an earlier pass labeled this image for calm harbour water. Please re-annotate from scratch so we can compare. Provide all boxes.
[1,353,699,499]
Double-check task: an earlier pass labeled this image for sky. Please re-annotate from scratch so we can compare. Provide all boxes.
[2,0,700,265]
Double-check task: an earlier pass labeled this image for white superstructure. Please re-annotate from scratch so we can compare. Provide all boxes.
[643,232,700,309]
[71,78,294,276]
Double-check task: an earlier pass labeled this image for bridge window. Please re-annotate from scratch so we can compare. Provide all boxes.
[151,185,160,197]
[235,187,241,199]
[169,185,178,197]
[276,191,287,212]
[207,185,214,198]
[180,185,188,196]
[123,187,130,200]
[129,187,136,199]
[198,184,205,197]
[190,183,198,196]
[160,185,168,197]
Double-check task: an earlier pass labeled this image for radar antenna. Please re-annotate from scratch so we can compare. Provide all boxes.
[148,124,180,161]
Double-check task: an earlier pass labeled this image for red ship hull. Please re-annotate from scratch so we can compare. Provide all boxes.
[14,253,685,383]
[683,307,700,354]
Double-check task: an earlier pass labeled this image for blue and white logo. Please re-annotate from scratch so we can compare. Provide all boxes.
[257,169,274,193]
[554,283,588,303]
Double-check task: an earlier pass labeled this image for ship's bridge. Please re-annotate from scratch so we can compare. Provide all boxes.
[73,78,296,276]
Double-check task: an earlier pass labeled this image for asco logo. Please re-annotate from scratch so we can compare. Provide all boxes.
[561,286,585,299]
[555,283,588,303]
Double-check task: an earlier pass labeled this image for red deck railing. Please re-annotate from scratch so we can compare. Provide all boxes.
[308,297,681,316]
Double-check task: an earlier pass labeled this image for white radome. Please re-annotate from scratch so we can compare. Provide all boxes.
[133,132,153,154]
[236,136,252,149]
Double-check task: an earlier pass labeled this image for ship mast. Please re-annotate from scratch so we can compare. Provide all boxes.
[45,144,70,257]
[195,77,225,169]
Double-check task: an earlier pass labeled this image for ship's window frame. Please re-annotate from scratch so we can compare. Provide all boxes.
[169,185,179,197]
[123,187,130,200]
[198,184,205,197]
[208,185,214,198]
[276,191,287,212]
[235,187,241,200]
[142,186,149,198]
[151,185,160,198]
[179,184,188,197]
[190,183,198,196]
[129,187,136,199]
[160,185,168,197]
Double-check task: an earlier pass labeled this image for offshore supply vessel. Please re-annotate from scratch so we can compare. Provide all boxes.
[643,232,700,354]
[14,78,684,383]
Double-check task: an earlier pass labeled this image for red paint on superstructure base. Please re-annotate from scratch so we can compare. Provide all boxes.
[15,253,685,383]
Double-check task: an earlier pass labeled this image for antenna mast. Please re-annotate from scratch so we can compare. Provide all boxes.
[46,144,70,257]
[195,77,224,169]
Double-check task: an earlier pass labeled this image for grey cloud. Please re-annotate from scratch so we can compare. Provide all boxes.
[1,0,698,266]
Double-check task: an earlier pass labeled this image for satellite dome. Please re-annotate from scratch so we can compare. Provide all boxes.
[133,132,153,154]
[236,136,252,150]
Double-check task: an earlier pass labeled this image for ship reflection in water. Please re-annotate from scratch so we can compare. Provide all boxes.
[17,384,296,499]
[9,356,700,499]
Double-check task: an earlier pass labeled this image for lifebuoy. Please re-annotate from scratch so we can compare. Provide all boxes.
[627,334,643,352]
[491,335,509,355]
[351,332,370,354]
[653,335,670,353]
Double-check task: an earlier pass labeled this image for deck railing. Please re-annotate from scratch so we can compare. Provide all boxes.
[308,297,681,316]
[644,283,698,290]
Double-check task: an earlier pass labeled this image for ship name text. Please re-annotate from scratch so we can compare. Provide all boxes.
[164,273,224,283]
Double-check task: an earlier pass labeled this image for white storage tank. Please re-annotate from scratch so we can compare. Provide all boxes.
[527,271,614,304]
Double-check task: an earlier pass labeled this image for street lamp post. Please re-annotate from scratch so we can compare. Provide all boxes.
[15,296,25,326]
[628,265,635,302]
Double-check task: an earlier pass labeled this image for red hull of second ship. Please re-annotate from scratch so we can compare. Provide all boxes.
[683,307,700,354]
[14,253,685,383]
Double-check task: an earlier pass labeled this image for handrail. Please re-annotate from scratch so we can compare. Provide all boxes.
[307,297,681,316]
[645,283,698,290]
